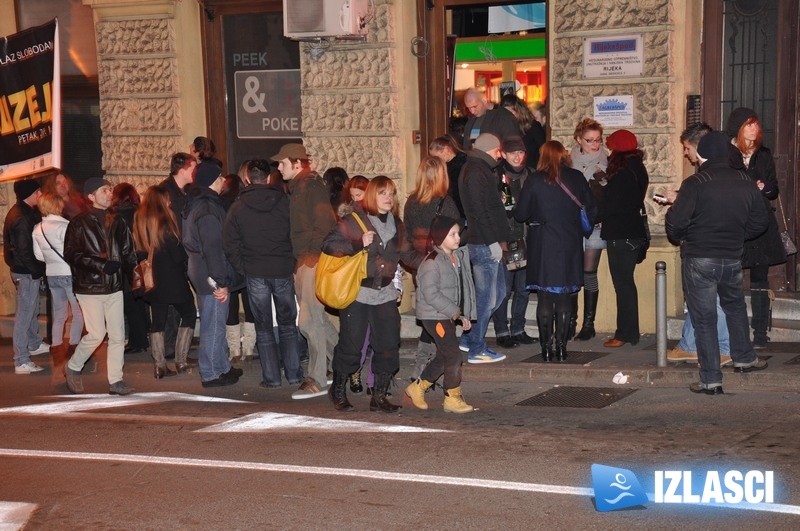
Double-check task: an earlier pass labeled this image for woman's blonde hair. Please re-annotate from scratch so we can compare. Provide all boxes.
[133,186,180,254]
[38,193,64,217]
[409,156,449,205]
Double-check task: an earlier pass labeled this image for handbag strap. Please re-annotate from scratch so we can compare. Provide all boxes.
[39,225,66,262]
[777,194,790,230]
[557,179,584,209]
[351,212,368,234]
[435,196,446,216]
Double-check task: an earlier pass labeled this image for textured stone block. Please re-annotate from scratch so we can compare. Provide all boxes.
[303,93,398,133]
[96,19,175,56]
[101,136,182,174]
[306,136,401,177]
[99,58,179,96]
[100,99,181,133]
[301,48,394,89]
[554,0,671,33]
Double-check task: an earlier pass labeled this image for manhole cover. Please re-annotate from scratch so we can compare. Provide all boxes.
[520,351,608,364]
[783,354,800,365]
[516,386,638,409]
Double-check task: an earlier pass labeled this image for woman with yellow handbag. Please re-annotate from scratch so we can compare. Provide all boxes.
[321,176,421,412]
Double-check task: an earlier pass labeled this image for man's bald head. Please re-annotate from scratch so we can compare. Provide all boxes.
[464,88,489,117]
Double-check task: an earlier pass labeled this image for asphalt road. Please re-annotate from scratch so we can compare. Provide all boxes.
[1,346,799,530]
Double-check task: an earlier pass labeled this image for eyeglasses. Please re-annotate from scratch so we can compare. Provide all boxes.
[582,137,602,144]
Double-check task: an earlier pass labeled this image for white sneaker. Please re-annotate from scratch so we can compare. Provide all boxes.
[15,362,44,374]
[29,342,50,356]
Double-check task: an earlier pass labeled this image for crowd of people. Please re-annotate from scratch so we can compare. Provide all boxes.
[3,93,779,404]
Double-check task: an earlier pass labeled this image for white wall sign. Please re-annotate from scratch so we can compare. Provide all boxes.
[583,35,643,78]
[593,96,634,127]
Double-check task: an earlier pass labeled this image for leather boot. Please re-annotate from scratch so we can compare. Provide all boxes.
[328,370,354,411]
[404,379,433,410]
[537,315,553,362]
[574,290,598,340]
[370,372,401,412]
[150,331,176,379]
[175,327,197,373]
[555,311,571,362]
[349,370,363,393]
[568,292,578,339]
[225,325,241,361]
[443,386,474,413]
[50,343,68,386]
[241,322,257,359]
[410,340,436,381]
[750,282,771,347]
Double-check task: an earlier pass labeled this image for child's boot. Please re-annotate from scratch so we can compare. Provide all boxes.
[405,379,433,410]
[443,386,473,413]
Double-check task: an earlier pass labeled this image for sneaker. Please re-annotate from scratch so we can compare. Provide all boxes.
[689,382,724,395]
[458,344,469,352]
[66,368,84,394]
[468,348,506,364]
[720,355,733,367]
[202,374,238,387]
[667,346,697,362]
[511,331,536,345]
[29,342,50,356]
[15,362,44,374]
[109,380,134,395]
[224,366,244,379]
[496,335,519,349]
[733,358,768,373]
[291,377,327,400]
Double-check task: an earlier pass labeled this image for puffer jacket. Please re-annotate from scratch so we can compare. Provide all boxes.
[3,200,44,278]
[415,247,476,322]
[63,207,137,294]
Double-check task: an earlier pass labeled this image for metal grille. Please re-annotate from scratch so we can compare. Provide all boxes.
[520,351,608,364]
[516,386,638,409]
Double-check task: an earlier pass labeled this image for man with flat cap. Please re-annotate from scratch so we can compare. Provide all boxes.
[64,178,138,395]
[272,143,338,399]
[665,131,770,395]
[4,179,48,374]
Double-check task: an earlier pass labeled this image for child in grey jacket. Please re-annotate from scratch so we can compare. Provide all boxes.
[405,216,477,413]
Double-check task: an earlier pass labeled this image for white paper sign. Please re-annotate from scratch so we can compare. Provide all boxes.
[583,35,643,78]
[593,96,634,127]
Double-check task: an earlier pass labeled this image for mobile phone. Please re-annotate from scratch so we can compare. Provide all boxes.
[653,193,667,202]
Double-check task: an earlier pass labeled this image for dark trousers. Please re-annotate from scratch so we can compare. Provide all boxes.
[333,300,400,376]
[606,239,644,343]
[150,301,196,333]
[491,266,530,337]
[420,319,463,390]
[123,286,150,348]
[227,286,253,325]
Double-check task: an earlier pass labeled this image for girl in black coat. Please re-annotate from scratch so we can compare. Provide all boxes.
[133,186,197,378]
[726,107,786,347]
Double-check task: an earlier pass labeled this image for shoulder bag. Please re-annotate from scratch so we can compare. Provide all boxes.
[777,195,798,256]
[557,180,593,236]
[315,213,369,309]
[132,246,155,293]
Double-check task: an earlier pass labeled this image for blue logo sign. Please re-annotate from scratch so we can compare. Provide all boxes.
[596,98,628,112]
[591,464,649,512]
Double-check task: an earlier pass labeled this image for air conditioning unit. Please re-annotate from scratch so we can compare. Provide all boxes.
[284,0,370,40]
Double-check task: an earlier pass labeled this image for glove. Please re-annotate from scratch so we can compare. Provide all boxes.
[103,260,121,274]
[489,242,502,262]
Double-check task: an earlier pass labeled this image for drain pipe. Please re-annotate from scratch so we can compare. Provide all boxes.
[655,261,667,367]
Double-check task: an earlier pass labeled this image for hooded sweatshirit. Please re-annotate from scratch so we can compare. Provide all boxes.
[223,183,296,278]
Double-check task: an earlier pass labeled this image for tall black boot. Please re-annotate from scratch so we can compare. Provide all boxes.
[369,372,401,412]
[568,292,578,339]
[555,311,571,362]
[574,290,599,340]
[328,370,354,411]
[750,282,771,348]
[537,314,554,362]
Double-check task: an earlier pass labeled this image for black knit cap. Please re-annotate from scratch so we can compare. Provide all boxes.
[725,107,757,137]
[13,179,41,201]
[430,216,459,247]
[696,131,730,161]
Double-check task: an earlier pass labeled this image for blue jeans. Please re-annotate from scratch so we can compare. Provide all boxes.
[678,297,729,354]
[682,257,757,386]
[460,244,505,355]
[198,293,232,382]
[492,266,530,337]
[11,273,44,366]
[247,276,303,386]
[48,275,84,346]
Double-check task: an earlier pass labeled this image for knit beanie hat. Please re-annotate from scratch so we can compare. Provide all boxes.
[13,179,41,201]
[696,131,730,161]
[194,160,223,188]
[83,177,112,196]
[606,129,638,152]
[430,216,459,247]
[726,107,758,138]
[473,133,501,153]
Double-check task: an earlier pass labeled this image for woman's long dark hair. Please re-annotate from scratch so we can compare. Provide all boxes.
[606,149,644,178]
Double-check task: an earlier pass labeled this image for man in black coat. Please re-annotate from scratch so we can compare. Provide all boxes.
[665,131,770,395]
[223,159,302,389]
[462,88,520,150]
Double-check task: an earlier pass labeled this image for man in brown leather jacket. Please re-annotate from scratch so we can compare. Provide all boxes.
[64,178,138,395]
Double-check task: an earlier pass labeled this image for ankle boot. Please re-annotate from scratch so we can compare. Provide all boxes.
[241,322,257,359]
[225,325,241,361]
[349,370,363,393]
[555,311,571,362]
[175,327,196,373]
[404,379,433,410]
[328,370,354,411]
[568,292,578,339]
[443,386,473,413]
[410,340,436,381]
[50,343,68,386]
[370,372,401,412]
[537,315,553,362]
[574,290,598,340]
[150,331,177,379]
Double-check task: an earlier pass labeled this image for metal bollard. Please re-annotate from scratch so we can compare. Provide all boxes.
[655,261,667,367]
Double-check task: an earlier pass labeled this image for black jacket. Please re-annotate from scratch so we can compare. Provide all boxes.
[64,207,138,294]
[3,201,44,278]
[462,106,520,149]
[665,159,769,259]
[459,150,511,245]
[224,184,295,278]
[599,156,649,241]
[146,233,194,304]
[159,176,188,235]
